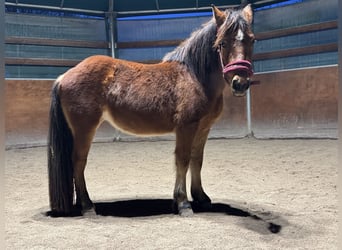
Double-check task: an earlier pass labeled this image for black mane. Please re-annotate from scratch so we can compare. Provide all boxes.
[163,9,248,85]
[162,20,219,84]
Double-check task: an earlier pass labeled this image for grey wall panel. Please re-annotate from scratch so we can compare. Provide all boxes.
[5,13,106,40]
[117,16,210,42]
[5,44,108,59]
[5,66,70,78]
[254,29,338,54]
[254,52,338,73]
[254,0,338,72]
[117,47,175,61]
[254,0,338,33]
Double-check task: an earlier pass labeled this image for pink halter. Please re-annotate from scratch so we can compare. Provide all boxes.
[222,59,254,77]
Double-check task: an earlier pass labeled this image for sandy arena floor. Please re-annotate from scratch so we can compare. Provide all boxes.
[5,139,338,249]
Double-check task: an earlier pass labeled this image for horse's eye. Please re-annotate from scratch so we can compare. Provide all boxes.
[220,41,227,48]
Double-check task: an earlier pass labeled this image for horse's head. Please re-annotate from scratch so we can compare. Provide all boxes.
[212,4,255,97]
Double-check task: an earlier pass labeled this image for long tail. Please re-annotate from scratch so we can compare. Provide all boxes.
[47,80,74,216]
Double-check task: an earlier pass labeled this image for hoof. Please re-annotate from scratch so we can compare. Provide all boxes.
[174,201,194,217]
[82,206,97,217]
[179,207,194,217]
[46,206,82,217]
[46,210,71,217]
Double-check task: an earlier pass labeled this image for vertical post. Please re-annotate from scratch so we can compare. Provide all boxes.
[245,0,253,138]
[338,0,342,247]
[0,1,5,247]
[246,87,252,137]
[107,0,121,140]
[108,0,117,59]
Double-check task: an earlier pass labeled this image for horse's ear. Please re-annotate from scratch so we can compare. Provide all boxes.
[211,5,226,27]
[242,4,253,25]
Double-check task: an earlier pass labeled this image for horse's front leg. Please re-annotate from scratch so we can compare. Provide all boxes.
[190,128,211,209]
[174,125,198,216]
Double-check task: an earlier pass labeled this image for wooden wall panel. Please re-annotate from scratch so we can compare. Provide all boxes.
[5,66,338,146]
[5,79,53,146]
[251,66,338,138]
[210,86,247,138]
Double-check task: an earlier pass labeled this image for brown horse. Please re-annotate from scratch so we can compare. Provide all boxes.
[48,5,255,217]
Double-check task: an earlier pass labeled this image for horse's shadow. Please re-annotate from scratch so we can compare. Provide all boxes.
[95,199,248,217]
[93,199,283,234]
[45,198,285,234]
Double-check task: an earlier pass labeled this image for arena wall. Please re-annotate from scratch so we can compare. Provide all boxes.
[5,65,338,147]
[5,79,52,147]
[252,65,338,138]
[4,0,338,147]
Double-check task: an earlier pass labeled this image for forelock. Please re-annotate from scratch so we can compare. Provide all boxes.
[214,10,248,48]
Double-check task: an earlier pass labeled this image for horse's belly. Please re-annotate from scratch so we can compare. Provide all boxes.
[102,109,175,136]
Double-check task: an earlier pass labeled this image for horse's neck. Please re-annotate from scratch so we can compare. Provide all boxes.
[206,69,227,98]
[163,21,221,86]
[186,23,226,98]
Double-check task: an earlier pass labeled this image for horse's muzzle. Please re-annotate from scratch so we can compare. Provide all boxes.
[222,60,254,97]
[231,75,250,97]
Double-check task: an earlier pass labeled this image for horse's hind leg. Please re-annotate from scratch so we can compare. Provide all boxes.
[190,128,211,209]
[174,124,198,216]
[72,126,98,215]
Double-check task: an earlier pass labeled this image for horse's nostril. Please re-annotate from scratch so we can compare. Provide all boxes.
[232,80,243,92]
[232,80,249,92]
[232,79,240,90]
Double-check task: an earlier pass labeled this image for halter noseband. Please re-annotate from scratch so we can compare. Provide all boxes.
[217,45,254,77]
[217,45,260,86]
[222,59,254,77]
